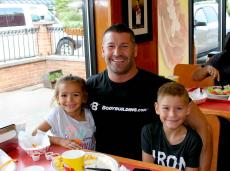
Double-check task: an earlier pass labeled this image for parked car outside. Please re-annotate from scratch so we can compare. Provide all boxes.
[194,1,230,63]
[0,4,82,62]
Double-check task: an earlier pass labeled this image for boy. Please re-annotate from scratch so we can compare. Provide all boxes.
[141,82,202,171]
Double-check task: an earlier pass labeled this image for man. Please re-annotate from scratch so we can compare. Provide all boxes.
[87,23,211,171]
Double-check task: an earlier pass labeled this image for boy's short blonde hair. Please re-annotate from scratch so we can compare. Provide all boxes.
[157,82,190,104]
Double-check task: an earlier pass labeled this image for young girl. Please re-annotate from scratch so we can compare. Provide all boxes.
[33,75,96,150]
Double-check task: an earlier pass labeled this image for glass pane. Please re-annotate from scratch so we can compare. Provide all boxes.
[0,1,89,132]
[193,0,220,64]
[0,8,26,27]
[226,0,230,35]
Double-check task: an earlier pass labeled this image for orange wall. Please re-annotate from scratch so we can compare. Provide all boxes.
[95,0,158,74]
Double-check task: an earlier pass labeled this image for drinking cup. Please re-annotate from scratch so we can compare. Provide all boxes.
[61,150,85,171]
[31,152,41,161]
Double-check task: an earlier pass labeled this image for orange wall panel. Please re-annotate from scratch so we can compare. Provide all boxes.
[94,0,111,72]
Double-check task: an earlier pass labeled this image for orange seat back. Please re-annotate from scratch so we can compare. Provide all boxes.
[205,115,220,171]
[173,64,214,88]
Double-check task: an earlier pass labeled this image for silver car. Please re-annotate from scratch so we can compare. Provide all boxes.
[194,1,230,63]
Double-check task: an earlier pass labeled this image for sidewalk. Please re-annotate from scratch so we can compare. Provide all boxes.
[0,84,54,132]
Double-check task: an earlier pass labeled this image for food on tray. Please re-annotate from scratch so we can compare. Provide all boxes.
[32,143,38,148]
[205,85,230,100]
[206,85,230,95]
[84,154,97,161]
[52,152,119,171]
[84,152,118,171]
[53,156,64,171]
[84,154,98,168]
[52,154,98,171]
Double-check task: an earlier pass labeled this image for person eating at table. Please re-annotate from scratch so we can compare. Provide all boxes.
[86,23,212,171]
[141,82,202,171]
[33,75,96,150]
[192,32,230,86]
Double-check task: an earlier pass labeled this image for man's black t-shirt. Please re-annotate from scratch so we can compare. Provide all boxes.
[86,69,170,160]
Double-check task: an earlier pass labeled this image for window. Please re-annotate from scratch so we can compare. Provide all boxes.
[226,0,230,35]
[195,8,207,23]
[193,1,220,64]
[0,8,26,27]
[204,6,217,23]
[0,0,96,132]
[192,0,230,64]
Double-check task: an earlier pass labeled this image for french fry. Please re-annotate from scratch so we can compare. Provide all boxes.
[0,159,17,170]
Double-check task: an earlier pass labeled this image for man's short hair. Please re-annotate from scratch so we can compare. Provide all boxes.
[103,23,136,43]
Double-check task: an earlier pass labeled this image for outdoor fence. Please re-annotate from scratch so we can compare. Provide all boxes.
[0,24,85,63]
[0,28,39,62]
[0,23,86,92]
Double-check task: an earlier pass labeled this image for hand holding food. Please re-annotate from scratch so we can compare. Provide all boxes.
[206,65,220,81]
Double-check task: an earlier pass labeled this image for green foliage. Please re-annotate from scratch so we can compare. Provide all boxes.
[48,70,63,82]
[55,0,83,28]
[227,0,230,16]
[228,8,230,16]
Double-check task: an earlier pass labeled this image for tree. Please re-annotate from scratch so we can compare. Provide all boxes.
[55,0,83,28]
[227,0,230,16]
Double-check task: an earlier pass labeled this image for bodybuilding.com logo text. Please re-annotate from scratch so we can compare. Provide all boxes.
[90,102,147,112]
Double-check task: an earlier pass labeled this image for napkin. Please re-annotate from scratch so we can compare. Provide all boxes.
[188,88,207,101]
[188,88,208,104]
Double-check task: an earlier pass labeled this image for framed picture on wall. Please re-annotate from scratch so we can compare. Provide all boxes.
[122,0,152,43]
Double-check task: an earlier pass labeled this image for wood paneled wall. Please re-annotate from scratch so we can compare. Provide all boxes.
[94,0,158,74]
[94,0,111,72]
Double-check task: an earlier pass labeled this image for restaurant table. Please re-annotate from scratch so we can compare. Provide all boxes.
[199,99,230,119]
[7,145,179,171]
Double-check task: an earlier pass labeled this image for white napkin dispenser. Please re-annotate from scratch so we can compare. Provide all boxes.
[0,123,18,152]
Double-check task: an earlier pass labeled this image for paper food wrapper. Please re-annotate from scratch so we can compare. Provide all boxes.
[18,130,50,156]
[188,88,207,104]
[189,88,207,100]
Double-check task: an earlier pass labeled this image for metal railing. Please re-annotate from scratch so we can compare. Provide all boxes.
[0,26,85,63]
[0,28,39,62]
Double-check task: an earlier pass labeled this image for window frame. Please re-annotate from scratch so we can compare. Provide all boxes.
[190,0,228,64]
